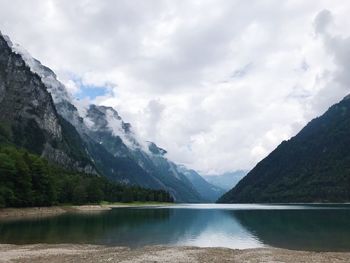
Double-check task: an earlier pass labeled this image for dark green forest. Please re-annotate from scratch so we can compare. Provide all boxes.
[0,144,173,208]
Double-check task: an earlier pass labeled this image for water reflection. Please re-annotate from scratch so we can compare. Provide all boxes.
[0,208,174,245]
[231,209,350,251]
[1,204,350,251]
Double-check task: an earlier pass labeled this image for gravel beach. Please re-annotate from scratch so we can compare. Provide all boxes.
[1,244,350,263]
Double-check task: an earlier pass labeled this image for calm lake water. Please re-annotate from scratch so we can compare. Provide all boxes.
[1,204,350,251]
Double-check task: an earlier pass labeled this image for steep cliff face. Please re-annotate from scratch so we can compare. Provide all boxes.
[0,32,95,173]
[85,105,136,157]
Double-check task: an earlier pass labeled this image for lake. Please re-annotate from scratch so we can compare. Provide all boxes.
[1,204,350,251]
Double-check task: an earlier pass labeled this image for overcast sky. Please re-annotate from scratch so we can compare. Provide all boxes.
[1,0,350,174]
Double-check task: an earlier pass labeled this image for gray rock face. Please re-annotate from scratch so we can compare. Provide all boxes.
[85,105,139,156]
[0,32,95,173]
[0,82,5,103]
[0,33,62,140]
[3,35,71,105]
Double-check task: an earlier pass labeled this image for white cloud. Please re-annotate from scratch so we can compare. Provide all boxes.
[1,0,350,174]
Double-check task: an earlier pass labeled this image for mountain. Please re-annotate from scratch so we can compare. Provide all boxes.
[0,31,203,203]
[218,95,350,203]
[204,171,247,191]
[83,105,202,202]
[0,31,96,174]
[177,165,225,202]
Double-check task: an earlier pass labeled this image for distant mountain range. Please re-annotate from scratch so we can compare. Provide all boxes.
[177,166,226,202]
[0,31,221,203]
[219,95,350,203]
[204,171,247,191]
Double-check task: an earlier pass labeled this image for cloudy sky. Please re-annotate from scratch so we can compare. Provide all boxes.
[1,0,350,174]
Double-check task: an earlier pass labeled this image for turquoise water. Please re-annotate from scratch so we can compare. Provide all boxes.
[1,204,350,251]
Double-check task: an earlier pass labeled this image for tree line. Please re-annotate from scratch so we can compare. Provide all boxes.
[0,145,174,208]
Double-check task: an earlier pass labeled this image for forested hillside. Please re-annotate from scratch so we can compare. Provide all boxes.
[0,125,173,207]
[219,95,350,203]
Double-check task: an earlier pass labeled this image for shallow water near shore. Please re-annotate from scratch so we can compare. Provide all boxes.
[1,204,350,251]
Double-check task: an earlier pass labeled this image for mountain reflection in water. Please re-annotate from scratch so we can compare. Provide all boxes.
[1,204,350,251]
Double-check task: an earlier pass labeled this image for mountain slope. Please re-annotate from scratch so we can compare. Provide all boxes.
[204,171,247,191]
[219,96,350,203]
[0,32,203,202]
[0,31,95,173]
[178,166,225,202]
[83,105,203,202]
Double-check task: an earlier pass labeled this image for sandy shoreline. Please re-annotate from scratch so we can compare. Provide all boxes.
[0,244,350,263]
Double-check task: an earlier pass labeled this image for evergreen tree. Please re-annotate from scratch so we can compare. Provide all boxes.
[0,145,174,207]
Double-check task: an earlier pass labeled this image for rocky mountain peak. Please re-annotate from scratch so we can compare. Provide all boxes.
[2,35,72,105]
